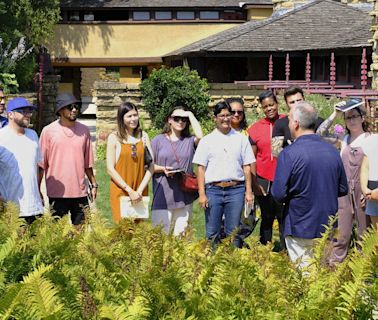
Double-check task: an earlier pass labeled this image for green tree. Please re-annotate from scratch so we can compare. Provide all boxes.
[140,66,211,128]
[0,0,60,92]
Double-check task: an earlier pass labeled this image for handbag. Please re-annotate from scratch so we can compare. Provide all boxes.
[168,136,199,193]
[142,132,153,169]
[120,196,150,219]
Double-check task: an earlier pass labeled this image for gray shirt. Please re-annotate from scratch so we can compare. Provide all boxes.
[151,134,197,210]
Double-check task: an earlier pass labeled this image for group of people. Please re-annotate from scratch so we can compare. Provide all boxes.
[0,84,378,268]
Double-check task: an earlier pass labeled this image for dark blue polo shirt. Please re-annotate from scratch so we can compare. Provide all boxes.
[272,134,348,239]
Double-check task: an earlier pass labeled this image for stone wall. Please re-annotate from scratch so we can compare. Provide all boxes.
[40,75,60,130]
[81,68,106,97]
[94,81,260,145]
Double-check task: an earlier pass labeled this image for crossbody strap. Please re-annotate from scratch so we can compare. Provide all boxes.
[167,135,181,168]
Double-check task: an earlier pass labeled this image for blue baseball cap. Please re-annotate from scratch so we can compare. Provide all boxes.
[6,97,37,112]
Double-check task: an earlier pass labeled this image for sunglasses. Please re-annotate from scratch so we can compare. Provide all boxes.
[131,144,137,159]
[345,114,361,121]
[14,109,34,116]
[66,104,80,111]
[231,110,244,116]
[172,116,188,123]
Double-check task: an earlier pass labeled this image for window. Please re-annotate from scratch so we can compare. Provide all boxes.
[69,11,80,21]
[133,11,150,21]
[177,11,195,20]
[84,11,94,21]
[222,10,244,20]
[155,11,172,20]
[199,11,219,20]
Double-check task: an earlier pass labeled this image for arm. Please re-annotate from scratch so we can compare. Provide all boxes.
[136,133,154,195]
[197,165,208,209]
[243,164,253,205]
[338,160,348,197]
[316,102,344,136]
[185,111,203,145]
[360,156,370,196]
[271,151,292,203]
[106,133,141,202]
[85,167,97,201]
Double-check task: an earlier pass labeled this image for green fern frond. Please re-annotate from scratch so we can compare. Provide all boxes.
[22,264,64,318]
[0,283,23,319]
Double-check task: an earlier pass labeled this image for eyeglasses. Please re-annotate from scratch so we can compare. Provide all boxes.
[131,144,137,159]
[66,104,80,111]
[345,114,361,121]
[231,110,244,116]
[13,109,33,116]
[172,116,188,123]
[217,113,232,119]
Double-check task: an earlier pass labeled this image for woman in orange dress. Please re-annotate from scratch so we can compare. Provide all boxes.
[106,102,154,223]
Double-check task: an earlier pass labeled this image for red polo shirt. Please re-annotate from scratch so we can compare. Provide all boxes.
[248,115,285,181]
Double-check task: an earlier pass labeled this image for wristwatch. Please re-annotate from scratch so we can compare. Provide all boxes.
[91,183,99,189]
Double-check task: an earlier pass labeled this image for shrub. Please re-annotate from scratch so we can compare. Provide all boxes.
[0,206,377,319]
[140,66,211,129]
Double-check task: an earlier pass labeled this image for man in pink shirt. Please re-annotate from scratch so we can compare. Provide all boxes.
[39,93,97,225]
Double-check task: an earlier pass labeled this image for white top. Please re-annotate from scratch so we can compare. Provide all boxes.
[193,128,255,184]
[0,126,43,216]
[362,134,378,181]
[340,132,369,153]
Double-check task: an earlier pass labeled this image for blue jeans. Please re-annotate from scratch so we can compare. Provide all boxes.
[205,183,245,247]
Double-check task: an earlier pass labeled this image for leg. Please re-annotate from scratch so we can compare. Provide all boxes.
[273,198,286,250]
[205,186,224,245]
[285,236,314,269]
[152,209,173,234]
[257,194,276,245]
[171,204,193,236]
[223,184,245,248]
[22,214,42,225]
[330,195,353,264]
[70,197,88,225]
[49,198,69,219]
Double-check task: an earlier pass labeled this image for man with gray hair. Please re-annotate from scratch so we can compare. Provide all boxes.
[271,102,348,268]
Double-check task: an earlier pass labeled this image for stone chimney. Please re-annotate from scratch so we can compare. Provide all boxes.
[272,0,309,12]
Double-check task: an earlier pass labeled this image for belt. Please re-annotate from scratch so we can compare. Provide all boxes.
[211,180,243,188]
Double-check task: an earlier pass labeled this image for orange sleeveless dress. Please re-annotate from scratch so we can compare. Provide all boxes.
[110,140,148,223]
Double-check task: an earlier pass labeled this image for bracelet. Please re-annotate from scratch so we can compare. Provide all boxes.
[91,183,99,189]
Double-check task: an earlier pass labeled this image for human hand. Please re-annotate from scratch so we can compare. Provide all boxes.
[128,189,142,203]
[163,166,175,177]
[91,187,97,201]
[245,190,254,206]
[333,101,345,116]
[199,194,209,209]
[370,189,378,201]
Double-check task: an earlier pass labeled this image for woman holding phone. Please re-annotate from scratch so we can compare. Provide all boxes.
[151,106,203,235]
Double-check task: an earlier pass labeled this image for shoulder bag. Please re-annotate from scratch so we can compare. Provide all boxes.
[168,136,198,193]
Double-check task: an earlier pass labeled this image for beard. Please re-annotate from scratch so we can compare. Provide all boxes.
[14,117,30,128]
[62,113,77,122]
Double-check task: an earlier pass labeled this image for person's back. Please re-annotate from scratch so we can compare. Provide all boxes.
[276,134,347,238]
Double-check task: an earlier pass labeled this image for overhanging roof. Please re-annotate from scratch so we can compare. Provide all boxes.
[60,0,271,8]
[166,0,372,56]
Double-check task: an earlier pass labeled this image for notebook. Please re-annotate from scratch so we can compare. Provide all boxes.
[120,196,150,219]
[335,99,364,112]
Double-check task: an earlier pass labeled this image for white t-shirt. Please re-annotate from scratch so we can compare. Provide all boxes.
[362,134,378,181]
[0,126,43,216]
[193,128,255,184]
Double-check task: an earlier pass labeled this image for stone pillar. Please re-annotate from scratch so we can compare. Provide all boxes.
[94,81,150,145]
[40,74,60,129]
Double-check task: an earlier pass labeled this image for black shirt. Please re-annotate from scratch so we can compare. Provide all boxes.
[272,116,324,148]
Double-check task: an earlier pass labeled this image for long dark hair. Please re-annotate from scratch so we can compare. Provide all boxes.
[225,97,248,130]
[116,102,141,141]
[162,105,190,138]
[344,106,370,135]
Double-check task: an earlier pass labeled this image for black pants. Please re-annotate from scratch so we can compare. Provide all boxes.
[23,214,43,225]
[256,193,285,250]
[49,197,88,225]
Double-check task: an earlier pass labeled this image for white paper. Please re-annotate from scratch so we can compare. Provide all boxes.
[244,202,254,218]
[120,196,150,219]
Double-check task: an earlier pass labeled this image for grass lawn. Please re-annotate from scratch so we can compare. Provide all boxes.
[95,160,205,238]
[95,160,273,243]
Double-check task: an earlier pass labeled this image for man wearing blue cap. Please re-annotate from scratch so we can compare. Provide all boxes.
[0,97,44,223]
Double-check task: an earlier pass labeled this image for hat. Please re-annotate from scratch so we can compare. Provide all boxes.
[6,97,37,112]
[55,93,81,115]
